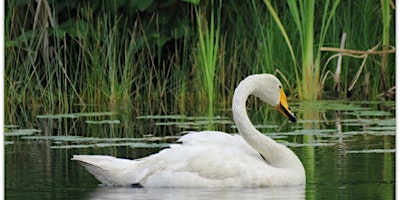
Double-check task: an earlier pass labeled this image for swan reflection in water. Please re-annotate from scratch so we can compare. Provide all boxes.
[86,185,306,200]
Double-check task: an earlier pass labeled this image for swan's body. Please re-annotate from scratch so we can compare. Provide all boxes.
[73,74,305,187]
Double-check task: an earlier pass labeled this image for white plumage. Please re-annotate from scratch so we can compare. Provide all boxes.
[73,74,305,187]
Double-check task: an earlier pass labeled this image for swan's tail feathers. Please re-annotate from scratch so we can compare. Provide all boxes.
[72,155,138,186]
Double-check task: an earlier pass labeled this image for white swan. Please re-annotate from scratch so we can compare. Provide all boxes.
[73,74,305,187]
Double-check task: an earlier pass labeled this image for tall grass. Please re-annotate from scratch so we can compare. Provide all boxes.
[379,0,392,96]
[5,2,194,132]
[5,1,395,135]
[263,0,340,100]
[194,0,221,129]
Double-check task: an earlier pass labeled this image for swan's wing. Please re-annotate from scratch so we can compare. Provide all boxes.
[73,131,272,187]
[73,155,157,186]
[141,131,273,187]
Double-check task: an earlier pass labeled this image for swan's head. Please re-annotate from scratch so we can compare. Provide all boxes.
[250,74,297,122]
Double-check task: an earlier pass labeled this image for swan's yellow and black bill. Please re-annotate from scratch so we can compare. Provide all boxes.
[276,88,297,122]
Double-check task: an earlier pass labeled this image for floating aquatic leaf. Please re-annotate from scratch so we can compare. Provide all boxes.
[343,131,395,136]
[345,149,395,154]
[155,122,184,126]
[268,135,288,139]
[137,115,187,119]
[340,118,377,127]
[36,113,79,119]
[253,124,279,129]
[37,112,117,119]
[143,134,154,137]
[4,125,18,129]
[50,142,171,149]
[85,120,121,124]
[296,129,338,134]
[5,129,42,136]
[344,110,393,117]
[74,112,117,117]
[376,118,396,126]
[295,119,332,123]
[350,100,395,106]
[340,118,376,123]
[5,132,35,137]
[50,144,93,149]
[176,125,199,129]
[282,142,336,147]
[279,129,338,136]
[22,135,85,141]
[4,141,14,145]
[176,125,206,130]
[156,120,231,127]
[22,135,180,143]
[343,122,375,126]
[185,116,230,120]
[364,126,396,131]
[295,101,371,112]
[129,142,171,148]
[137,116,230,128]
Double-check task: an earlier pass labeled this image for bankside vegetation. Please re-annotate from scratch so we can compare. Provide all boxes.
[5,0,395,128]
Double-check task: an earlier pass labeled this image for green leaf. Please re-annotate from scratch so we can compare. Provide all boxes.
[182,0,200,5]
[136,0,154,11]
[58,19,89,39]
[5,29,38,48]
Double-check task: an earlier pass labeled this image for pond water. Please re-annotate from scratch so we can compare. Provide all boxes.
[5,101,396,200]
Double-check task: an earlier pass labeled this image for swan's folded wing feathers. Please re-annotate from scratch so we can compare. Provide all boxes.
[72,155,137,185]
[73,131,274,187]
[72,155,133,171]
[177,131,238,145]
[170,131,271,182]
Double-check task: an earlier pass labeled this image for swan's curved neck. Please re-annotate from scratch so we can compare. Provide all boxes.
[232,80,296,168]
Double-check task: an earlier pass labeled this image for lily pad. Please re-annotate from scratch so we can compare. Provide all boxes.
[74,112,117,117]
[21,135,86,141]
[50,142,171,149]
[85,120,121,124]
[363,126,396,131]
[5,129,42,136]
[4,125,19,129]
[282,142,336,147]
[376,118,396,126]
[21,135,180,143]
[279,129,338,136]
[137,115,187,120]
[37,112,117,119]
[345,149,396,154]
[157,120,231,127]
[344,110,393,117]
[343,131,395,136]
[36,113,79,119]
[185,116,230,121]
[295,101,371,112]
[253,125,279,129]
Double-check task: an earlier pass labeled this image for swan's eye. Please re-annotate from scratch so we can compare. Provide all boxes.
[278,85,282,89]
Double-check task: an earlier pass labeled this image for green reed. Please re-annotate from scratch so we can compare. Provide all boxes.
[263,0,340,100]
[194,0,222,129]
[379,0,393,95]
[5,1,395,134]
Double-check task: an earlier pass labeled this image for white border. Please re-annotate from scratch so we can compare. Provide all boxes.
[0,0,5,199]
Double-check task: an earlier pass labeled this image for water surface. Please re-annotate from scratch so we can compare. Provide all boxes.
[5,101,395,199]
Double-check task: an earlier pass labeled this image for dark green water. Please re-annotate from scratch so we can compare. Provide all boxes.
[5,101,395,199]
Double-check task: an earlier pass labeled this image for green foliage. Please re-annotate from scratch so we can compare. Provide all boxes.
[194,0,221,129]
[5,0,395,133]
[264,0,340,100]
